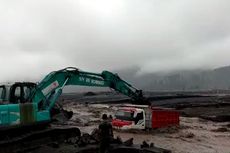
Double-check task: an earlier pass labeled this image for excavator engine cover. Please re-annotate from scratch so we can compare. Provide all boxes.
[20,103,35,124]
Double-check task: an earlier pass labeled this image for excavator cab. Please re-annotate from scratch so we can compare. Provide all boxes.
[0,82,36,104]
[9,82,36,104]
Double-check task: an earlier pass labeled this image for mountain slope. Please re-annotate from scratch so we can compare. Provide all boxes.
[117,66,230,91]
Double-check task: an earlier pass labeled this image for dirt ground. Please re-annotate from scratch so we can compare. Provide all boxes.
[64,104,230,153]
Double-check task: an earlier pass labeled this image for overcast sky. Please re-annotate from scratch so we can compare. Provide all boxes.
[0,0,230,82]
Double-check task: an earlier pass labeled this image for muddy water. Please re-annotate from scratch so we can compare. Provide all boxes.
[63,104,230,153]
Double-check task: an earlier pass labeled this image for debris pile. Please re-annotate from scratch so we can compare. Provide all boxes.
[64,128,172,153]
[5,127,172,153]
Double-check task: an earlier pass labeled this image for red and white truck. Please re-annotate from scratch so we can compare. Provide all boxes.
[112,105,179,130]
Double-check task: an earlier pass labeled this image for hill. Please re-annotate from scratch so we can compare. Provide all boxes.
[117,66,230,91]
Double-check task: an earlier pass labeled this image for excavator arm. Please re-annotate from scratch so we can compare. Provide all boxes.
[31,67,147,111]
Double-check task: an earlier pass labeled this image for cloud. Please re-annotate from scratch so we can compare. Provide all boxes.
[0,0,230,81]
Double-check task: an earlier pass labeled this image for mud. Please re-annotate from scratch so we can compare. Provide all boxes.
[61,103,230,153]
[57,92,230,152]
[113,117,230,153]
[60,92,230,123]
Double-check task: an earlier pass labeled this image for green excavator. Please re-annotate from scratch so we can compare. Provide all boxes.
[0,67,147,128]
[0,67,173,153]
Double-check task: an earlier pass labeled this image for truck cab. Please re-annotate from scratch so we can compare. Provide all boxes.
[112,107,146,130]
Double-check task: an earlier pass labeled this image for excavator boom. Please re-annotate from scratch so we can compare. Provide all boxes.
[32,67,146,111]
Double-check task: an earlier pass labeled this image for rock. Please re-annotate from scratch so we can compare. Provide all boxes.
[211,127,228,132]
[84,92,97,96]
[141,141,150,148]
[150,143,154,148]
[67,137,78,144]
[48,142,59,148]
[185,132,195,138]
[123,138,133,146]
[91,128,100,142]
[81,133,91,144]
[115,136,123,144]
[226,124,230,128]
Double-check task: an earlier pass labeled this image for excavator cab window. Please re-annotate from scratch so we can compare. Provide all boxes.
[14,86,22,103]
[9,83,36,104]
[23,86,32,100]
[0,86,6,102]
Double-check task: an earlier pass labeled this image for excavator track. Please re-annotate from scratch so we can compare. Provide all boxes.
[0,123,80,153]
